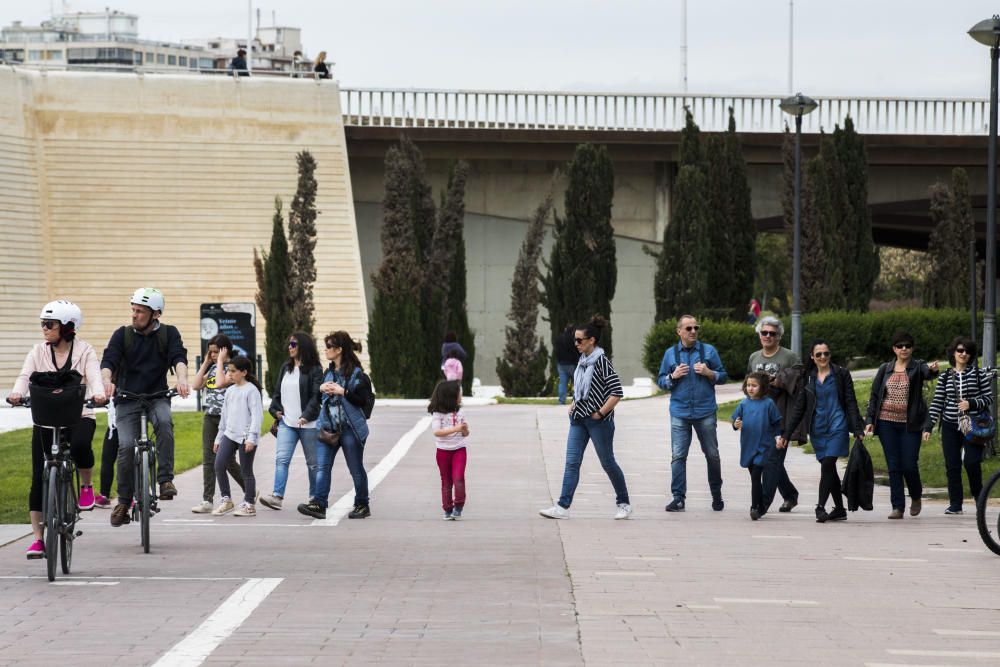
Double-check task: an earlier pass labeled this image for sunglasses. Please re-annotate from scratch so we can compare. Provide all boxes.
[326,343,339,350]
[287,341,298,348]
[894,343,913,350]
[574,337,590,344]
[813,351,831,358]
[759,331,778,338]
[955,348,970,355]
[41,321,60,330]
[682,325,700,332]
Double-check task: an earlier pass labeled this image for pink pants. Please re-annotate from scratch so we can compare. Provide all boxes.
[436,447,467,511]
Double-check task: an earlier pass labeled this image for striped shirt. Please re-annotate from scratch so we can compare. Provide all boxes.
[926,367,995,427]
[570,355,624,421]
[433,410,468,450]
[878,371,909,423]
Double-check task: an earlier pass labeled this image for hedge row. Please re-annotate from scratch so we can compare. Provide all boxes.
[642,309,975,380]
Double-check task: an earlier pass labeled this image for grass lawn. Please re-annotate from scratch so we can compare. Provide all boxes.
[719,377,1000,499]
[0,412,208,525]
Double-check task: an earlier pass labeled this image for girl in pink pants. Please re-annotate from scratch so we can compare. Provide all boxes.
[428,380,469,520]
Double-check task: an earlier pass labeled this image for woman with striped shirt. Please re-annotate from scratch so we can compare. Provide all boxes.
[923,336,994,515]
[539,316,631,520]
[864,330,939,520]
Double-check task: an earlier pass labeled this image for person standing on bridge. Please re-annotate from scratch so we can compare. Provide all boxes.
[657,315,728,513]
[539,316,631,520]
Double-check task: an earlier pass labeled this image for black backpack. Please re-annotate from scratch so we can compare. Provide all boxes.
[359,372,375,419]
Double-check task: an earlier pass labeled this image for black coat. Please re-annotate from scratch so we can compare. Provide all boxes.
[268,362,323,422]
[841,437,875,511]
[782,364,864,440]
[865,359,939,433]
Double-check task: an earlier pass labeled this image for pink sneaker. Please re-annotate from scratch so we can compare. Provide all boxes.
[25,540,44,560]
[94,494,111,509]
[79,486,95,511]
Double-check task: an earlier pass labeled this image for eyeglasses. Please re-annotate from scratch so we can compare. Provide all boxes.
[41,321,59,330]
[955,348,970,355]
[574,337,589,344]
[683,325,700,332]
[287,341,298,348]
[813,351,831,358]
[759,331,778,338]
[894,343,913,350]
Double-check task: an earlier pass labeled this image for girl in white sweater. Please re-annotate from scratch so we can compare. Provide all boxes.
[212,356,263,517]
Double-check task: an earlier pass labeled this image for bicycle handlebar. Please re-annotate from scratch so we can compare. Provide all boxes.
[6,396,101,409]
[114,388,179,403]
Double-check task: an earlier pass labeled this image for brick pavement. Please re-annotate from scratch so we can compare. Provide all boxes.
[0,396,998,666]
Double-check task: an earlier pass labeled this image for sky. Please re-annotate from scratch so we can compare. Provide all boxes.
[3,0,1000,98]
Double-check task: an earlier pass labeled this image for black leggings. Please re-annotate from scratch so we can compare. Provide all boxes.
[748,464,764,510]
[818,456,844,509]
[99,428,119,498]
[30,419,96,512]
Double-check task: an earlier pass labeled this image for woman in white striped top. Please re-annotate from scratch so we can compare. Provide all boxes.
[923,337,994,514]
[539,316,631,520]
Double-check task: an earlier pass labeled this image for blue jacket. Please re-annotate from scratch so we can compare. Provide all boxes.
[317,366,370,443]
[656,340,728,419]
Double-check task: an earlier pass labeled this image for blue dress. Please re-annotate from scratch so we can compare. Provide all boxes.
[810,373,849,460]
[732,398,782,468]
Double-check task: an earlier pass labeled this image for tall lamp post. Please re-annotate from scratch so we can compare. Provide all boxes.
[780,93,818,360]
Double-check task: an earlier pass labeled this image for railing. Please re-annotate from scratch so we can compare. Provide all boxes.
[340,87,992,136]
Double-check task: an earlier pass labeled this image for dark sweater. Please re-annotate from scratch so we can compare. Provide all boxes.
[101,324,187,396]
[555,328,579,366]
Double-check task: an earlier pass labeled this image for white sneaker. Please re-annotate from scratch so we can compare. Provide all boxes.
[615,503,633,520]
[191,500,213,514]
[539,505,568,519]
[233,502,256,517]
[260,494,282,510]
[211,497,235,516]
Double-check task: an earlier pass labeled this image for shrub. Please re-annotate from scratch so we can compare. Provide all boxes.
[864,308,971,364]
[799,310,873,367]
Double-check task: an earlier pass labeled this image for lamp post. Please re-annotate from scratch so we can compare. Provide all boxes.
[780,93,818,360]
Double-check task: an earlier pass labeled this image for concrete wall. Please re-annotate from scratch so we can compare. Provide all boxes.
[0,68,365,383]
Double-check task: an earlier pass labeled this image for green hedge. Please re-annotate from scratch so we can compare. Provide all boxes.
[643,308,974,380]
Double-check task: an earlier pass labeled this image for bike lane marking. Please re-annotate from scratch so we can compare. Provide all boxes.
[311,416,432,527]
[151,577,283,667]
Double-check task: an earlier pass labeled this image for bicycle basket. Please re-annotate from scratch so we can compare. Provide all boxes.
[28,374,85,428]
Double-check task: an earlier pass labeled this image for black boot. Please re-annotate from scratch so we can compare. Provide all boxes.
[815,505,829,523]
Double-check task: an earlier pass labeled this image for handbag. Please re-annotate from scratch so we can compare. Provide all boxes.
[268,418,280,437]
[957,368,996,445]
[317,400,342,446]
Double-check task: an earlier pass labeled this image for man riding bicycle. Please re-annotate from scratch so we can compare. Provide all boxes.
[101,288,189,527]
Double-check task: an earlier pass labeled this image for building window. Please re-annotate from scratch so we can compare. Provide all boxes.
[179,56,187,66]
[28,50,42,61]
[156,53,165,64]
[167,54,176,65]
[134,51,143,64]
[44,50,62,60]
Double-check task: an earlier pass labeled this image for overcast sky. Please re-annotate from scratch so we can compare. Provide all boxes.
[5,1,1000,98]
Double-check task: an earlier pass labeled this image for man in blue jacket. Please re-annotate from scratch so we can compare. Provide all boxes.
[657,315,728,512]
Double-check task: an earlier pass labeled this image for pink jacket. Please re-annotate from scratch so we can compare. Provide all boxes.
[443,358,463,381]
[12,340,104,419]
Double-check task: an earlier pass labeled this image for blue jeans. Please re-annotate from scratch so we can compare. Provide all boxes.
[557,363,576,405]
[272,422,318,499]
[876,421,922,510]
[670,414,723,501]
[313,428,369,509]
[557,417,629,508]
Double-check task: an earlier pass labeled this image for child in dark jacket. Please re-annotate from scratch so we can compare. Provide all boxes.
[732,372,783,520]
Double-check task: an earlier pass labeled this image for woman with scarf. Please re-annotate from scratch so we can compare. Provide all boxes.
[539,315,631,520]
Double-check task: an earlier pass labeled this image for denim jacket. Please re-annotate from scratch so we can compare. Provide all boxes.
[656,341,728,420]
[317,366,370,442]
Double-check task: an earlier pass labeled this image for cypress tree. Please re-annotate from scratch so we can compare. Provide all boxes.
[800,154,837,311]
[253,196,294,393]
[497,191,553,396]
[834,117,878,310]
[441,164,476,395]
[704,133,734,316]
[653,164,711,321]
[926,181,966,308]
[287,150,319,333]
[540,143,617,357]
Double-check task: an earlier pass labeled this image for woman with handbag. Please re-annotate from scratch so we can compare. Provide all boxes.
[298,331,373,521]
[923,336,994,515]
[259,332,323,511]
[864,330,940,520]
[8,301,106,559]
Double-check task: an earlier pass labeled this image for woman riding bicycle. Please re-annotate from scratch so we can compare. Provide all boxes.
[9,301,106,560]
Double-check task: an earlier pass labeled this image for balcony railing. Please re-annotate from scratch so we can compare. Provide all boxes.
[341,87,991,135]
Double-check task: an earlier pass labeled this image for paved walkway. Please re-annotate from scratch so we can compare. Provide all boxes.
[1,394,997,665]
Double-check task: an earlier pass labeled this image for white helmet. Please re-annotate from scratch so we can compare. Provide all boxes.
[39,300,83,331]
[130,287,165,313]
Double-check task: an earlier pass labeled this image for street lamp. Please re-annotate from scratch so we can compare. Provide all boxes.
[780,93,818,360]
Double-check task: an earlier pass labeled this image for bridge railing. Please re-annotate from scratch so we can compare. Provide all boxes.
[340,88,990,135]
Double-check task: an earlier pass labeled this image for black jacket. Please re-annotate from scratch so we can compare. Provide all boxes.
[555,328,578,366]
[865,359,939,433]
[782,364,864,440]
[841,437,875,511]
[268,362,323,421]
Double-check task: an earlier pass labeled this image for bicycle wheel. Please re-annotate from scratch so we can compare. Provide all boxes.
[141,449,152,553]
[60,465,76,574]
[45,466,59,582]
[976,467,1000,556]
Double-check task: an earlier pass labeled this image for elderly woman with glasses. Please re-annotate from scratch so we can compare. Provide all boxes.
[923,337,994,515]
[259,332,323,512]
[864,330,939,520]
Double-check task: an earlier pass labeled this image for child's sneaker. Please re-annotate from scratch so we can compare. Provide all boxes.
[94,494,111,509]
[78,486,95,510]
[233,502,256,517]
[211,497,235,516]
[451,506,463,519]
[25,540,44,560]
[191,500,213,514]
[443,509,454,521]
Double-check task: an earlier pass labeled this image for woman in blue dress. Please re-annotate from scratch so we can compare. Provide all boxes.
[782,340,864,523]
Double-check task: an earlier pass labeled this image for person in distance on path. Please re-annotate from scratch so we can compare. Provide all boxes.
[657,315,728,512]
[540,315,631,521]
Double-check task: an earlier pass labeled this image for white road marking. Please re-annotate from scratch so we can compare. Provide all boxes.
[0,575,246,581]
[752,535,804,540]
[933,629,1000,637]
[312,417,432,527]
[594,571,656,577]
[865,663,958,667]
[887,649,1000,659]
[52,581,119,586]
[714,597,818,606]
[685,605,722,610]
[152,577,282,667]
[615,556,672,561]
[927,547,982,553]
[843,556,927,563]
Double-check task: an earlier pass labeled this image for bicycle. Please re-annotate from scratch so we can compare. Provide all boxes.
[115,388,178,553]
[977,466,1000,556]
[7,393,98,582]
